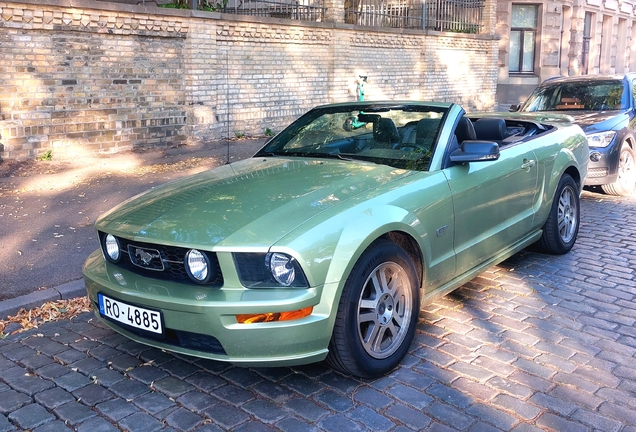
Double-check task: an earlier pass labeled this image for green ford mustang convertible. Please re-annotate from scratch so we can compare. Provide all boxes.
[83,101,589,378]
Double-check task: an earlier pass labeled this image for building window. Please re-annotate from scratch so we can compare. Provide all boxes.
[509,4,538,73]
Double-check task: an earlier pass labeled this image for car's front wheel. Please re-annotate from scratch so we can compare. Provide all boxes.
[536,174,580,254]
[326,239,420,378]
[602,142,635,196]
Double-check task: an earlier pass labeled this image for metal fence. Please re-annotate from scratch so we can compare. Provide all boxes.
[344,0,484,32]
[150,0,483,29]
[220,0,324,21]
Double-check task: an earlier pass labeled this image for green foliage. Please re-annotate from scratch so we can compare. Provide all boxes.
[443,24,480,34]
[265,128,274,137]
[159,0,228,11]
[235,131,245,139]
[36,150,52,161]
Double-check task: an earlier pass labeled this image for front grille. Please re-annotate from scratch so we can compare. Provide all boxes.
[100,232,223,286]
[588,168,608,178]
[175,331,226,354]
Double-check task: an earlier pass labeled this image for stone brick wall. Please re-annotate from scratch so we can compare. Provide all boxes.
[0,0,498,160]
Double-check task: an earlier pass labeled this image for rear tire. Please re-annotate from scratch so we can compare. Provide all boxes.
[326,239,419,378]
[601,142,635,196]
[535,174,579,254]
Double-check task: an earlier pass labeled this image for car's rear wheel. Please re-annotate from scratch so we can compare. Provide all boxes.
[536,174,579,254]
[326,239,419,378]
[601,142,635,196]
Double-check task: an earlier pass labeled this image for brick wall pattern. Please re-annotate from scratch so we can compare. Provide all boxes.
[0,0,498,160]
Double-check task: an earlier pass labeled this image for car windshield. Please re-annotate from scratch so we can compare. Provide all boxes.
[255,103,448,171]
[521,80,628,112]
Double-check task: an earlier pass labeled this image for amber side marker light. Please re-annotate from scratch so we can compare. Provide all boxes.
[236,306,313,324]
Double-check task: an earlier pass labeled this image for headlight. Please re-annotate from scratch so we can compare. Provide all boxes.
[268,253,296,286]
[103,234,121,262]
[586,131,616,148]
[185,249,211,284]
[234,252,309,288]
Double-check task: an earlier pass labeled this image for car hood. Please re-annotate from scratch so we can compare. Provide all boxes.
[531,110,627,132]
[96,157,412,249]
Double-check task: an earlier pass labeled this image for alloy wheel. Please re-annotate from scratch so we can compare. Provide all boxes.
[356,261,413,359]
[558,184,578,244]
[617,147,636,192]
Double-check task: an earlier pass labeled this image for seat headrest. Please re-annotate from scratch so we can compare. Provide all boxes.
[455,117,476,143]
[474,118,507,141]
[373,118,400,143]
[415,118,441,137]
[415,118,441,148]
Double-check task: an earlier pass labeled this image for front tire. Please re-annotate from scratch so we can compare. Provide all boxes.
[601,142,635,196]
[535,174,579,254]
[326,239,420,378]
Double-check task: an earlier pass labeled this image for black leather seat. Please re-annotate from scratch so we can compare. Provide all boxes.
[414,118,441,150]
[373,118,400,147]
[474,118,507,142]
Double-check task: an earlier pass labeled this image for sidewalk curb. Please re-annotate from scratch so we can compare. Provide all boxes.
[0,279,86,320]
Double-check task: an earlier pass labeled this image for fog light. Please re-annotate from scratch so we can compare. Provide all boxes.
[590,151,602,162]
[236,306,313,324]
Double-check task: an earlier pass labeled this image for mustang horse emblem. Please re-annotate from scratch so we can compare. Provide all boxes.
[135,248,160,266]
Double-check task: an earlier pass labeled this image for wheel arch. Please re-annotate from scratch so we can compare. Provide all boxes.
[324,233,423,377]
[564,164,583,194]
[531,124,587,202]
[383,231,424,289]
[314,208,430,330]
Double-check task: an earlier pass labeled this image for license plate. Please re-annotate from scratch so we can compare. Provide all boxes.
[98,293,163,334]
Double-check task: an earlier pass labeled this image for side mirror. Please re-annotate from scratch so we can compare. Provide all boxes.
[509,104,520,112]
[450,141,500,163]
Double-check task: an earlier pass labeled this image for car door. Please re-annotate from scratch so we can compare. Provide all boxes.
[443,142,539,276]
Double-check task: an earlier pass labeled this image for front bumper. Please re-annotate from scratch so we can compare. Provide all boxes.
[585,145,620,186]
[83,249,335,367]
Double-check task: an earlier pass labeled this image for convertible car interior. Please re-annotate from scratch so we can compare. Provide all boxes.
[302,111,549,168]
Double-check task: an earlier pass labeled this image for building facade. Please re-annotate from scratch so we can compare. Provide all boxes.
[496,0,636,105]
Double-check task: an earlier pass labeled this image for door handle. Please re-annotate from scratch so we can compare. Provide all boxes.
[520,159,536,170]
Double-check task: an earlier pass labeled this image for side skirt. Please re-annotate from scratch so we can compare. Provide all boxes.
[420,230,543,307]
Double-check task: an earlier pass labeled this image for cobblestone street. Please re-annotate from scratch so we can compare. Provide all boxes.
[1,190,635,432]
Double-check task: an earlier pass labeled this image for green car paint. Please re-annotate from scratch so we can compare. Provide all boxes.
[93,158,417,254]
[83,102,588,375]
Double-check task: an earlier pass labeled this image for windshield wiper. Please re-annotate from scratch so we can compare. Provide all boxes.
[331,152,353,161]
[256,151,357,162]
[255,151,283,157]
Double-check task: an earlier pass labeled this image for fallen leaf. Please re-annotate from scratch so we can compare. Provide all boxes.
[0,297,91,336]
